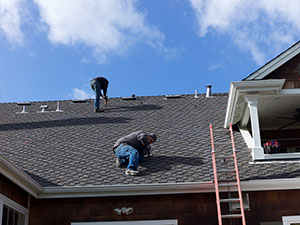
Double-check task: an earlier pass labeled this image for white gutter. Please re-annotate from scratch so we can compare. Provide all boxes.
[0,154,42,198]
[40,177,300,198]
[41,182,215,198]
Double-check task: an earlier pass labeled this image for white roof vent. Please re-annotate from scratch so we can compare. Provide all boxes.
[194,90,199,98]
[206,85,212,97]
[16,102,31,114]
[165,94,181,99]
[55,101,63,112]
[122,94,136,101]
[39,105,48,113]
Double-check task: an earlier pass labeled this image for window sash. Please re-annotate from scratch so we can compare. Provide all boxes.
[0,194,28,225]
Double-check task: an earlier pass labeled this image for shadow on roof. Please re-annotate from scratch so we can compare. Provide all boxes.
[25,170,59,187]
[105,104,163,112]
[140,155,204,175]
[0,116,132,131]
[243,167,300,181]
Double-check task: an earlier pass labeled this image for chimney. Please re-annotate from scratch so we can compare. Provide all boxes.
[206,85,212,97]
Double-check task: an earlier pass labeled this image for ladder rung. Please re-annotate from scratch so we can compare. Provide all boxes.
[221,214,242,219]
[213,129,229,132]
[218,182,237,187]
[218,169,236,173]
[220,198,240,203]
[214,142,232,145]
[216,154,234,159]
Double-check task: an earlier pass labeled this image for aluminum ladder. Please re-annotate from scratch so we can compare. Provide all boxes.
[209,123,246,225]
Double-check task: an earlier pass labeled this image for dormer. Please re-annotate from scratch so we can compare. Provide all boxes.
[225,40,300,160]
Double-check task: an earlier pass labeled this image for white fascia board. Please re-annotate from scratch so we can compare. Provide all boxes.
[224,80,285,128]
[39,178,300,198]
[40,182,215,198]
[0,154,42,198]
[245,42,300,80]
[241,178,300,192]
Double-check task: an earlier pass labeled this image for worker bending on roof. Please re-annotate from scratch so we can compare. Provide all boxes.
[90,76,109,112]
[113,130,157,176]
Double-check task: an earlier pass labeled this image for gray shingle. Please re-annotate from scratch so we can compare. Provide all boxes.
[1,94,300,187]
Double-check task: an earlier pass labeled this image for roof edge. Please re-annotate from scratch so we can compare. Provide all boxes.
[40,182,215,198]
[0,154,42,197]
[39,176,300,198]
[244,40,300,80]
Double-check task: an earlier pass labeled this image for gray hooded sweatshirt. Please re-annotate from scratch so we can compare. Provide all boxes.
[113,130,151,154]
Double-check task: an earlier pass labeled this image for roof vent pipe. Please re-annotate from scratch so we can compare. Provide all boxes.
[40,105,48,113]
[16,102,31,114]
[206,85,212,97]
[55,101,63,112]
[194,90,199,98]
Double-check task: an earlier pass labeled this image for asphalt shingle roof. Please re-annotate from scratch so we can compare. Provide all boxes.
[1,94,300,187]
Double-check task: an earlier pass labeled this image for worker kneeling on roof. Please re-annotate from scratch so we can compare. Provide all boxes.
[113,130,157,176]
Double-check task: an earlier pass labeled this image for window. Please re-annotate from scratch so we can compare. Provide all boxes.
[71,220,178,225]
[0,194,28,225]
[283,215,300,225]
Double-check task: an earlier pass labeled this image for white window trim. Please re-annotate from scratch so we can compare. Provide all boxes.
[71,220,178,225]
[282,215,300,225]
[0,193,29,225]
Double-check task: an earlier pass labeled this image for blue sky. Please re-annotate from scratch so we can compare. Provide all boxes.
[0,0,300,103]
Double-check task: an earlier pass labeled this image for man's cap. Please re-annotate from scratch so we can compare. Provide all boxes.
[148,133,157,142]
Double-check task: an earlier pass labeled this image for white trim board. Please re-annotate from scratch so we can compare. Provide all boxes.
[244,41,300,80]
[72,220,178,225]
[282,215,300,225]
[0,154,42,198]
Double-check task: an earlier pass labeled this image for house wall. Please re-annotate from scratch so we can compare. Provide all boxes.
[230,189,300,225]
[28,189,300,225]
[29,193,220,225]
[265,54,300,89]
[0,173,28,208]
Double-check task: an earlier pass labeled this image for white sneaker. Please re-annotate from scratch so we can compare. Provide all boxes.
[125,168,139,176]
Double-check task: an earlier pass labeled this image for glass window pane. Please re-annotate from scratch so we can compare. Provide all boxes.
[14,212,19,225]
[8,208,13,225]
[18,214,25,225]
[2,204,25,225]
[2,206,8,225]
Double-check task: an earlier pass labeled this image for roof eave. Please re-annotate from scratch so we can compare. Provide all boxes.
[224,79,285,128]
[0,154,43,198]
[244,41,300,80]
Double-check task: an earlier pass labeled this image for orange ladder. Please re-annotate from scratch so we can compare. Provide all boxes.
[209,123,246,225]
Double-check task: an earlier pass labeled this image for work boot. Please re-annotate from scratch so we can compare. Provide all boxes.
[116,158,122,168]
[94,109,104,113]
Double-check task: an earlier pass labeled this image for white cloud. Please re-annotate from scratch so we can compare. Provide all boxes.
[33,0,170,62]
[189,0,300,64]
[71,88,94,100]
[0,0,24,45]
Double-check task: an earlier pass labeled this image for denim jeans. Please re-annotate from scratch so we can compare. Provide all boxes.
[115,144,144,170]
[90,79,101,110]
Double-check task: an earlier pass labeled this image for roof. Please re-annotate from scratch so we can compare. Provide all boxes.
[1,94,300,190]
[243,40,300,80]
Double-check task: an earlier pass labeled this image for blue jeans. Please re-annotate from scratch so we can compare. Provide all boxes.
[90,79,101,110]
[115,144,144,170]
